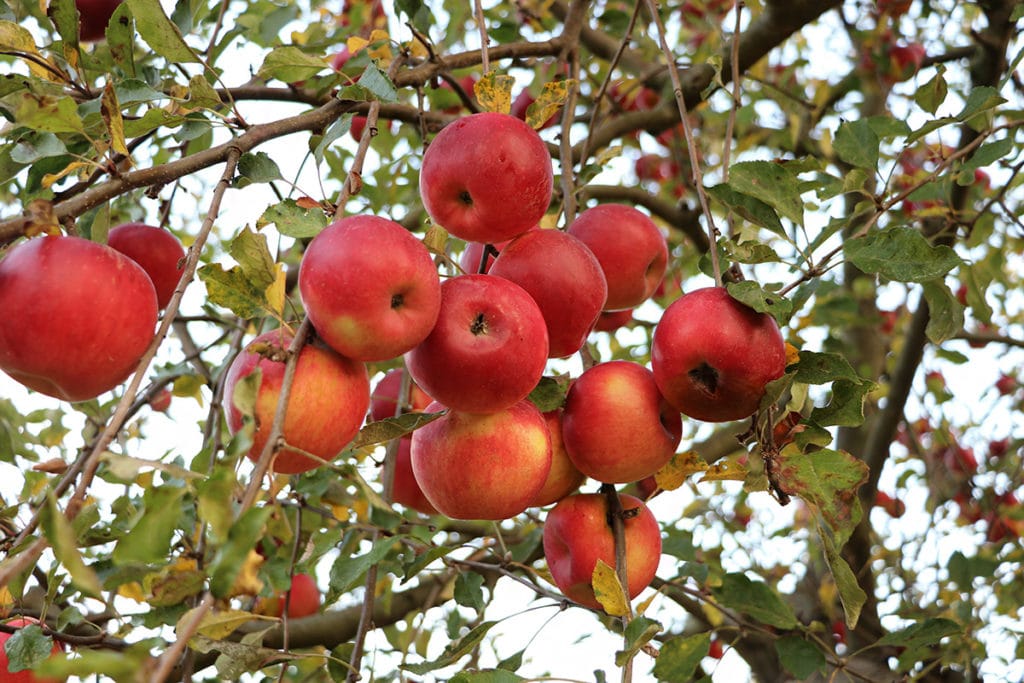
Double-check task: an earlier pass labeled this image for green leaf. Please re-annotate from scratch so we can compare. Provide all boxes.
[36,648,150,681]
[960,137,1014,177]
[349,411,444,449]
[39,494,102,597]
[402,621,498,675]
[720,237,782,265]
[357,63,399,103]
[454,571,486,612]
[11,93,84,133]
[527,375,569,412]
[112,486,187,565]
[810,378,875,428]
[208,506,271,598]
[396,0,435,34]
[845,227,962,282]
[792,351,862,385]
[312,114,353,166]
[257,46,327,83]
[878,618,962,671]
[921,279,964,344]
[10,132,67,163]
[727,161,803,227]
[329,537,399,593]
[712,573,798,629]
[914,67,948,114]
[198,264,265,318]
[257,199,330,239]
[230,227,276,288]
[815,518,866,628]
[726,281,792,325]
[615,617,661,667]
[236,152,282,185]
[196,465,237,542]
[775,447,868,546]
[834,119,879,169]
[653,632,710,682]
[775,636,826,679]
[706,183,784,235]
[185,74,223,111]
[451,672,524,683]
[3,622,55,674]
[125,0,198,63]
[955,86,1005,123]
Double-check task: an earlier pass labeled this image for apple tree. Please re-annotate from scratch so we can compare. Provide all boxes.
[0,0,1022,681]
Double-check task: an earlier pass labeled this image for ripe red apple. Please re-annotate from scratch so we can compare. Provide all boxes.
[75,0,123,42]
[391,437,437,514]
[299,215,441,362]
[996,373,1017,396]
[410,399,552,519]
[562,361,681,484]
[888,42,926,82]
[652,287,787,422]
[529,409,587,508]
[567,204,669,311]
[542,493,661,611]
[255,572,321,619]
[490,229,608,358]
[106,222,186,309]
[223,329,370,474]
[0,617,62,683]
[419,112,554,243]
[0,235,157,402]
[708,638,725,659]
[592,308,634,333]
[874,491,906,518]
[405,274,548,413]
[370,368,433,422]
[150,387,172,413]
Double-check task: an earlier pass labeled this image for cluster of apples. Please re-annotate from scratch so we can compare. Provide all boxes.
[0,223,184,403]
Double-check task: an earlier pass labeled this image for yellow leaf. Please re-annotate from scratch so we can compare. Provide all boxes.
[635,591,657,616]
[700,458,749,483]
[41,161,91,189]
[474,72,515,115]
[785,342,801,367]
[183,608,256,641]
[655,451,707,491]
[117,582,147,603]
[526,79,576,129]
[173,375,207,406]
[23,199,60,237]
[264,263,287,318]
[592,559,629,617]
[346,36,370,54]
[101,82,130,158]
[701,599,725,627]
[227,551,265,598]
[0,20,59,80]
[422,224,448,254]
[0,586,13,617]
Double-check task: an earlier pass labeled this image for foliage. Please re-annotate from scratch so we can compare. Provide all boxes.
[0,0,1023,681]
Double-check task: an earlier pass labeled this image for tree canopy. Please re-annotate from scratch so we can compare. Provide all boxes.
[0,0,1022,681]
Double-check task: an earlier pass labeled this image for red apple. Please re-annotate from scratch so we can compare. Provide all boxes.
[562,361,682,484]
[223,329,370,474]
[107,222,186,309]
[874,491,906,518]
[419,112,553,243]
[652,287,786,422]
[490,229,608,358]
[708,638,725,659]
[405,274,548,413]
[592,308,634,333]
[888,42,926,82]
[391,437,437,514]
[529,409,587,507]
[567,204,669,311]
[988,438,1009,459]
[0,236,157,402]
[75,0,123,42]
[255,572,321,619]
[542,492,661,611]
[370,368,433,422]
[299,215,441,362]
[0,617,62,683]
[996,373,1017,396]
[150,387,172,413]
[410,399,552,519]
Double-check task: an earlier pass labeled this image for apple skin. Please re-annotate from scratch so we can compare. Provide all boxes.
[542,493,661,611]
[75,0,123,42]
[255,572,321,619]
[567,204,669,311]
[299,215,441,362]
[419,112,553,243]
[370,368,433,422]
[0,236,158,402]
[490,229,608,358]
[592,308,633,333]
[405,274,549,414]
[652,287,787,422]
[223,329,370,474]
[0,617,63,683]
[529,409,587,508]
[391,437,437,514]
[459,225,539,275]
[410,399,552,520]
[561,361,682,484]
[106,222,186,309]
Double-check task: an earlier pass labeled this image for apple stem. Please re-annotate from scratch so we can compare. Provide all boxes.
[642,0,723,288]
[601,483,635,683]
[478,243,499,274]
